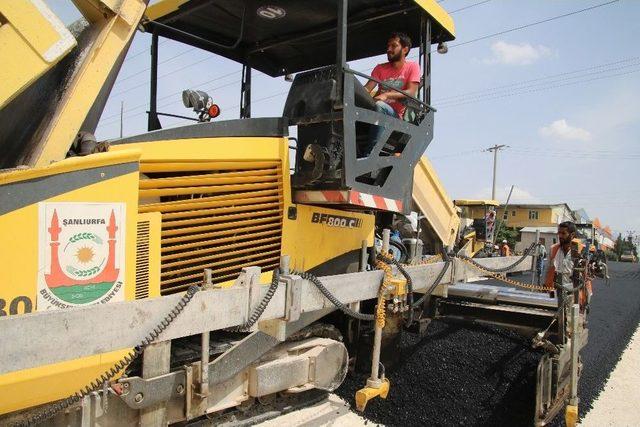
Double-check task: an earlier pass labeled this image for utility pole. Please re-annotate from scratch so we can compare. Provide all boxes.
[485,144,508,200]
[120,101,124,138]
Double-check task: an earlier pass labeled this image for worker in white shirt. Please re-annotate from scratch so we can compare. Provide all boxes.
[544,221,592,310]
[545,221,576,291]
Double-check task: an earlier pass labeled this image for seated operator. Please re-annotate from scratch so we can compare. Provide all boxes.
[361,32,421,157]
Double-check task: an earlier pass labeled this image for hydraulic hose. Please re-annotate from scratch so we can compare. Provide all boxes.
[292,270,375,321]
[226,268,281,332]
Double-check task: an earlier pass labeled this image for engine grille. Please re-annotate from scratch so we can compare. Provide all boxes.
[138,161,284,295]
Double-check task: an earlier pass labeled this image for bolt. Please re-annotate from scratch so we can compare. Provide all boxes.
[134,393,144,403]
[176,384,185,395]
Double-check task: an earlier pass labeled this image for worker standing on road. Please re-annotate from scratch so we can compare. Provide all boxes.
[544,222,592,310]
[545,222,575,290]
[500,240,511,257]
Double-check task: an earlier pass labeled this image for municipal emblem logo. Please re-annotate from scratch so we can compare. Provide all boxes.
[38,202,126,310]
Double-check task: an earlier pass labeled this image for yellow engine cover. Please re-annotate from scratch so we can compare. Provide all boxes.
[0,150,147,415]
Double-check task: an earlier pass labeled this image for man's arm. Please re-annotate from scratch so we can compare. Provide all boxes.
[374,81,418,102]
[364,80,377,95]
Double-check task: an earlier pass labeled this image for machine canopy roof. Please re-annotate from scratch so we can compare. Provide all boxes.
[144,0,455,77]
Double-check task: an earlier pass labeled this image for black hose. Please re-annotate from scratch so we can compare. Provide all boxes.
[292,270,375,321]
[413,260,452,307]
[226,268,281,332]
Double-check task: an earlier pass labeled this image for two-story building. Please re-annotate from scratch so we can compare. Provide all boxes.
[498,203,576,228]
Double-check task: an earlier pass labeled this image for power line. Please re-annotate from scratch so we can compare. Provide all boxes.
[123,39,168,63]
[437,61,640,106]
[448,0,492,15]
[101,0,492,107]
[509,147,640,156]
[449,0,620,49]
[429,149,485,160]
[159,62,639,130]
[99,69,241,125]
[97,0,623,131]
[111,55,219,97]
[438,66,640,109]
[115,46,199,85]
[98,74,241,128]
[505,150,640,160]
[434,56,640,103]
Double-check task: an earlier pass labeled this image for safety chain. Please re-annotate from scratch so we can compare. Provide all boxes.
[19,286,200,427]
[408,253,443,266]
[459,257,549,292]
[377,252,452,309]
[458,242,536,274]
[374,257,394,328]
[378,253,414,302]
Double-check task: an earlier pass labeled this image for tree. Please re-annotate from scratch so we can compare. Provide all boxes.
[495,220,518,248]
[614,233,624,259]
[614,233,638,260]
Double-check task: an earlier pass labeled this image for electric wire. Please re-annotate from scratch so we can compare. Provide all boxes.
[95,0,493,126]
[448,0,620,50]
[435,56,640,103]
[437,66,640,109]
[97,0,622,132]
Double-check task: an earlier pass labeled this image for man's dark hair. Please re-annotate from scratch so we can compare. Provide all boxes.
[389,32,412,53]
[559,221,577,234]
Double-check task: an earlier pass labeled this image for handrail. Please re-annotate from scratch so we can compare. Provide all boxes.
[345,67,437,113]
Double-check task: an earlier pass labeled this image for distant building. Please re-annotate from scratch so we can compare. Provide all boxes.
[497,203,576,228]
[572,208,590,225]
[592,218,615,250]
[515,226,558,255]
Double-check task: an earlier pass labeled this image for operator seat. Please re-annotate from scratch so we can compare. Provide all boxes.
[283,66,376,119]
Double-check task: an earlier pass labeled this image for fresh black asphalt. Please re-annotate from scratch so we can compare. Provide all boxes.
[335,261,640,426]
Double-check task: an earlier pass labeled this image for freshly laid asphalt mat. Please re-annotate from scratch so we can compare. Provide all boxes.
[335,262,640,427]
[336,321,542,426]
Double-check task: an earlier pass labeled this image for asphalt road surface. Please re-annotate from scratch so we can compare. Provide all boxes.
[331,261,640,426]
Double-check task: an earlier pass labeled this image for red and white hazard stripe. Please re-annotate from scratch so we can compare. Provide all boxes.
[294,190,403,213]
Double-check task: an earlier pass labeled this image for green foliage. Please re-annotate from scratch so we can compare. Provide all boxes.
[495,220,518,248]
[614,233,638,259]
[604,250,618,261]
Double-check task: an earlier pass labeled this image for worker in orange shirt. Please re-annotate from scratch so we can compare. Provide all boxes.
[500,240,511,257]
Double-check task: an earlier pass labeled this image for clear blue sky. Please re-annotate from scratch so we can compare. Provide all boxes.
[46,0,640,237]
